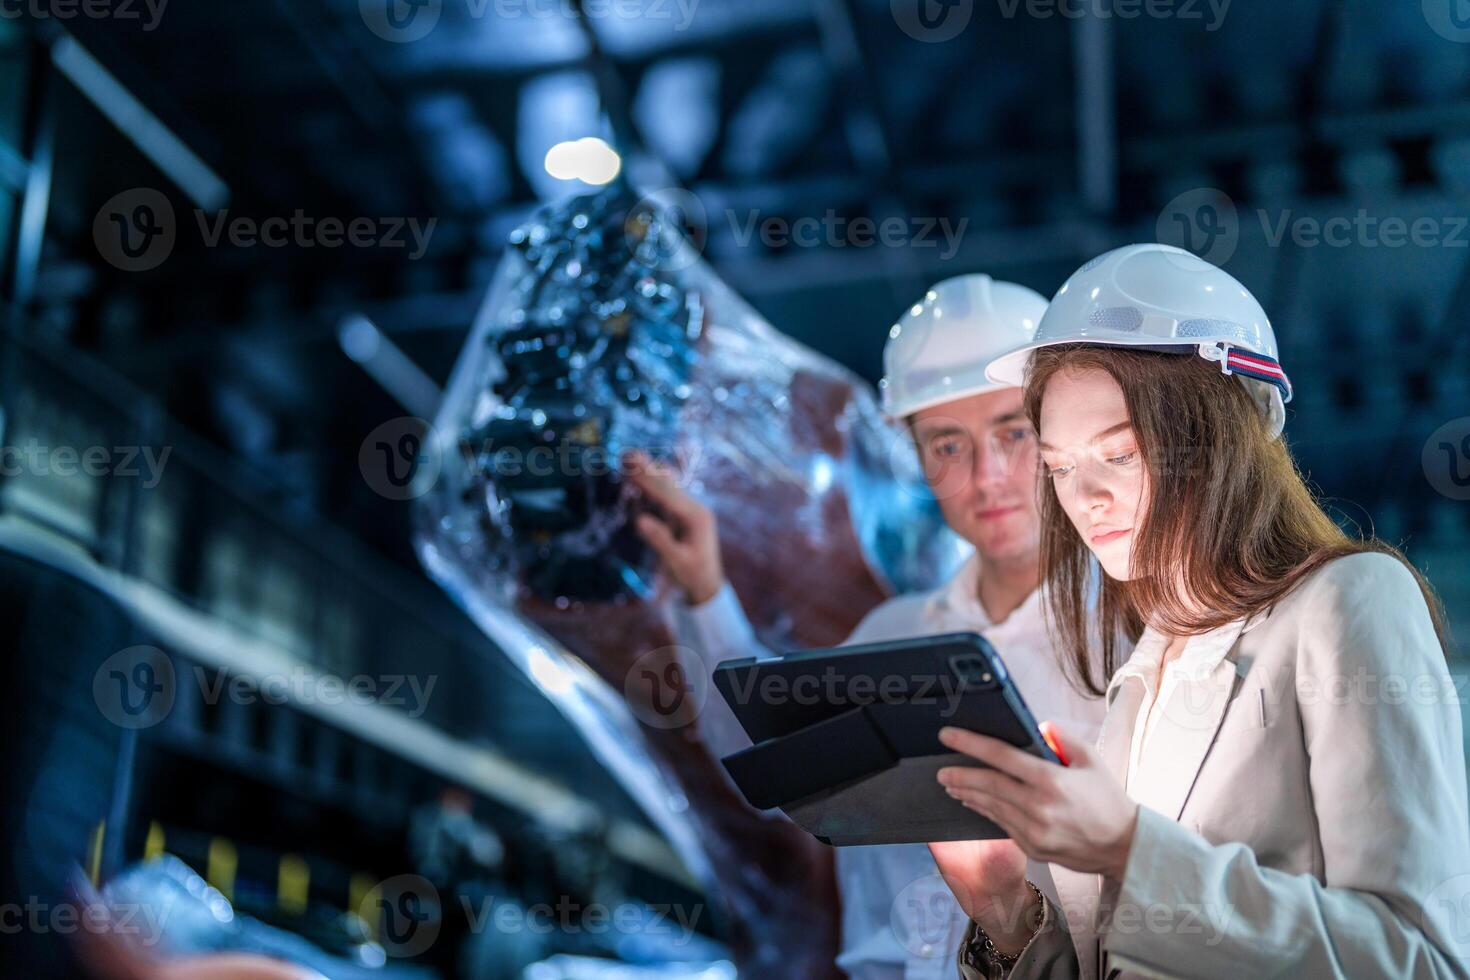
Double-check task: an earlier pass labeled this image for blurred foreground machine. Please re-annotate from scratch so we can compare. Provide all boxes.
[415,186,964,977]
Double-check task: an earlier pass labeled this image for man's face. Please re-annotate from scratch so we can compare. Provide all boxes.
[909,388,1042,563]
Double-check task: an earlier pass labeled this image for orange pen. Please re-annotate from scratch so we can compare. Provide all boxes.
[1039,721,1070,767]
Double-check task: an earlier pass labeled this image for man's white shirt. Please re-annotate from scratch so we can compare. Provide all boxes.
[671,553,1106,980]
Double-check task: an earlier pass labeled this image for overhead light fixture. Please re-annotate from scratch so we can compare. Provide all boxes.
[544,137,622,186]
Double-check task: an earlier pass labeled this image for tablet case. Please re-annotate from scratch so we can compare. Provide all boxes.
[713,632,1057,846]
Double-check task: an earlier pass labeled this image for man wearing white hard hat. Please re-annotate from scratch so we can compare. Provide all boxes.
[626,274,1105,980]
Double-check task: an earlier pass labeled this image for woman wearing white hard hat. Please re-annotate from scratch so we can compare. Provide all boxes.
[929,244,1470,978]
[630,273,1107,980]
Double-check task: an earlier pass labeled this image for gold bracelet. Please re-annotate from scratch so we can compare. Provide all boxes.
[973,881,1045,972]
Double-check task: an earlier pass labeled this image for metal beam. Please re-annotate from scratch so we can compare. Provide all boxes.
[338,314,443,417]
[810,0,931,309]
[0,515,698,890]
[1071,7,1116,215]
[0,141,26,194]
[811,0,893,177]
[50,33,230,212]
[11,31,53,309]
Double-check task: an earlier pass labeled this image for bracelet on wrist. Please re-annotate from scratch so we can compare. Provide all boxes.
[971,881,1045,972]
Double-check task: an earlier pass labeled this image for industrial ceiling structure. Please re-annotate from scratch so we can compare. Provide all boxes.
[5,0,1470,764]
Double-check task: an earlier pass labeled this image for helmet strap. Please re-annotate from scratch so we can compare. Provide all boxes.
[1198,343,1293,403]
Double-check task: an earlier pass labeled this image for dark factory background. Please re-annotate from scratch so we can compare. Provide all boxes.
[0,1,1468,977]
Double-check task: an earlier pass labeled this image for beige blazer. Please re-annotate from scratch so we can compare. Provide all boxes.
[958,552,1470,979]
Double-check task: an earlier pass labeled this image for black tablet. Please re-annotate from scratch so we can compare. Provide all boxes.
[712,632,1061,846]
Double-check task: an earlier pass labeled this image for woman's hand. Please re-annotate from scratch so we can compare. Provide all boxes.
[937,723,1139,880]
[927,838,1040,956]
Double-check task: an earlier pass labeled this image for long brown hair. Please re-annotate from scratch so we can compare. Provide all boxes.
[1024,343,1449,697]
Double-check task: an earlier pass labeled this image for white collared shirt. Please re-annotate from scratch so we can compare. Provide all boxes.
[672,552,1106,980]
[1110,616,1258,816]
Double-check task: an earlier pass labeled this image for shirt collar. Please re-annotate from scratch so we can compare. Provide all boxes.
[1106,611,1265,703]
[923,551,1047,630]
[924,551,986,624]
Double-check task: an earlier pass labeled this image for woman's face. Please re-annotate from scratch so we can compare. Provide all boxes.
[1037,367,1150,581]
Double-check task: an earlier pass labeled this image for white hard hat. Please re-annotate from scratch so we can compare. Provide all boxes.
[985,243,1292,437]
[880,274,1047,419]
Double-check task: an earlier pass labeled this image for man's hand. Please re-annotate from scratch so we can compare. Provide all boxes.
[623,451,726,606]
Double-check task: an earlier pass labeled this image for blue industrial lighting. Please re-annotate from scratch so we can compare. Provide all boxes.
[517,71,610,200]
[544,137,622,185]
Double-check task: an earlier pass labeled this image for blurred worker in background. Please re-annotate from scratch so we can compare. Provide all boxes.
[627,274,1106,980]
